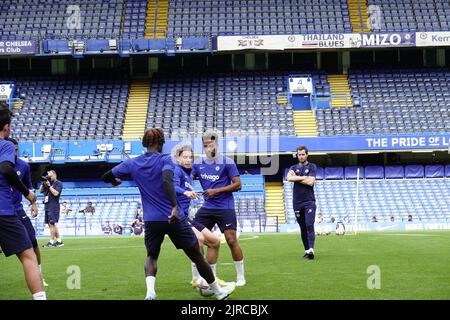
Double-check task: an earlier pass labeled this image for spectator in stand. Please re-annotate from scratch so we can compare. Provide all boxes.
[131,219,143,236]
[103,221,112,235]
[80,201,95,215]
[113,222,124,235]
[60,201,72,215]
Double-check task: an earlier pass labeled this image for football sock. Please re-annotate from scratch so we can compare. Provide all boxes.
[234,260,245,280]
[209,263,217,277]
[33,291,47,300]
[191,262,200,281]
[145,276,156,297]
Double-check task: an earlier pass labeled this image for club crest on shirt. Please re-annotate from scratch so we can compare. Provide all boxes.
[215,166,220,171]
[305,169,309,174]
[16,170,21,176]
[295,169,300,174]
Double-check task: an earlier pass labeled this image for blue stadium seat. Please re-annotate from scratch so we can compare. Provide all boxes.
[344,166,364,179]
[324,166,344,180]
[316,167,324,180]
[445,165,450,178]
[364,166,384,179]
[425,165,445,178]
[405,165,425,178]
[385,165,405,179]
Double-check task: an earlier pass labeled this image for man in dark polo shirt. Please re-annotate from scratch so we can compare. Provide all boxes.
[287,146,317,260]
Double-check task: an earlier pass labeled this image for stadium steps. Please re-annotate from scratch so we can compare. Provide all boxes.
[293,110,318,137]
[145,0,168,39]
[276,93,288,105]
[119,0,127,35]
[348,0,371,32]
[265,182,286,224]
[145,0,157,38]
[155,0,169,39]
[328,74,353,108]
[122,81,151,140]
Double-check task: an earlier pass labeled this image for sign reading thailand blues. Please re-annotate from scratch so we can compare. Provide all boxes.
[0,40,36,55]
[300,33,358,49]
[357,32,416,47]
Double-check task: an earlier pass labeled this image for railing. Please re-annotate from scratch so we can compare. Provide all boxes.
[34,215,281,237]
[330,93,354,107]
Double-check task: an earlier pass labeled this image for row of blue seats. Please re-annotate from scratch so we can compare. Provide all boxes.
[284,165,450,180]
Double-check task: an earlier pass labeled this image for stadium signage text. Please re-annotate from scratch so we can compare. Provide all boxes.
[0,40,36,55]
[365,136,450,149]
[18,134,450,163]
[358,32,416,47]
[416,32,450,47]
[301,34,346,48]
[217,32,424,51]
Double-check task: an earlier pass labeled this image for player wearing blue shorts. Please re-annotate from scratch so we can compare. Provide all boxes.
[0,105,45,300]
[8,138,48,286]
[102,128,235,300]
[286,146,317,260]
[172,143,227,288]
[192,130,246,287]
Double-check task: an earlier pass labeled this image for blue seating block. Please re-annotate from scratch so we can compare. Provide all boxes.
[405,165,424,178]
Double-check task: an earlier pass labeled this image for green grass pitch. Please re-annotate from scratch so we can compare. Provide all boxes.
[1,231,449,300]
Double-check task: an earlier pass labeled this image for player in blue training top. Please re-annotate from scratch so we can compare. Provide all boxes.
[0,105,45,300]
[286,146,317,260]
[172,142,228,289]
[102,128,235,300]
[192,129,246,287]
[8,138,48,287]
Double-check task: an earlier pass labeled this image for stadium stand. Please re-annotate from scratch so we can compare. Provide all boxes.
[0,0,123,39]
[6,77,128,141]
[284,165,450,224]
[166,0,352,36]
[316,69,450,136]
[122,0,148,39]
[29,175,267,236]
[146,71,330,138]
[366,0,450,32]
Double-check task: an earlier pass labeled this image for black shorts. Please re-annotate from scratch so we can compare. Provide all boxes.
[187,218,206,232]
[193,207,237,233]
[17,209,38,248]
[144,218,198,257]
[45,210,60,225]
[0,215,33,257]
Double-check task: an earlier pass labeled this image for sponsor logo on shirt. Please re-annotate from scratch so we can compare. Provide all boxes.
[201,173,220,182]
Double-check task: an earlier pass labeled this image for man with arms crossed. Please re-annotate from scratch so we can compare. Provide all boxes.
[286,146,317,260]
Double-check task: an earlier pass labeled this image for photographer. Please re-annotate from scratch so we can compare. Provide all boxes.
[39,170,64,248]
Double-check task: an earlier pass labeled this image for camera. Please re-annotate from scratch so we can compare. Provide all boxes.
[41,175,51,183]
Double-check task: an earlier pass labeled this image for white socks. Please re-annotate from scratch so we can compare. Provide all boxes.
[306,248,314,254]
[145,276,156,298]
[191,263,200,281]
[209,264,217,277]
[234,260,245,281]
[33,291,46,300]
